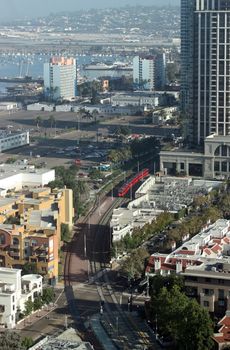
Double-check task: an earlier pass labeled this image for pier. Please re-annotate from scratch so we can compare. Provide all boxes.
[0,76,43,84]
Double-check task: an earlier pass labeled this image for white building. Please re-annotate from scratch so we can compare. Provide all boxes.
[0,267,42,329]
[44,57,77,101]
[0,164,55,192]
[27,103,55,112]
[0,102,18,111]
[111,176,221,242]
[111,93,159,108]
[0,131,29,152]
[133,54,166,91]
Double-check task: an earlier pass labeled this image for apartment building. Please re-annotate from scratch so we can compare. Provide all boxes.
[133,54,166,91]
[146,219,230,316]
[44,57,77,101]
[0,267,42,329]
[0,187,73,284]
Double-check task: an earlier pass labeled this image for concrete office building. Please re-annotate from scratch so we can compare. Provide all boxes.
[133,54,166,91]
[44,57,77,101]
[161,0,230,178]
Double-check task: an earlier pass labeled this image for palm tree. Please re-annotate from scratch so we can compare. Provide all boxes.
[92,109,99,123]
[35,115,42,130]
[48,115,55,135]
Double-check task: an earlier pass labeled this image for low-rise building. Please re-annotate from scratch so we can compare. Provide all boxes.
[111,176,221,242]
[0,164,55,192]
[146,219,230,316]
[213,311,230,349]
[0,267,42,329]
[0,130,29,152]
[111,93,159,108]
[29,327,94,350]
[160,134,230,179]
[0,102,18,111]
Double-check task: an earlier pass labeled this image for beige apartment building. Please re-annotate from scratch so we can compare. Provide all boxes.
[0,187,73,284]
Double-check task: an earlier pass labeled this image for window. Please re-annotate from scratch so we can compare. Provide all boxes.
[219,289,225,299]
[0,234,5,245]
[12,237,19,246]
[203,289,214,296]
[203,301,209,307]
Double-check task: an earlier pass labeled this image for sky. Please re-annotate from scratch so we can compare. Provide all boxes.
[2,0,180,20]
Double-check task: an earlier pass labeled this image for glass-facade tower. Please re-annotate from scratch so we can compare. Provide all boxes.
[181,0,230,145]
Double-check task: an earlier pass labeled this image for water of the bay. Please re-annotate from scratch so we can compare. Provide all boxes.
[0,53,132,94]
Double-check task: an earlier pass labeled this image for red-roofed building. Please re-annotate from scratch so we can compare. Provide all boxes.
[213,312,230,349]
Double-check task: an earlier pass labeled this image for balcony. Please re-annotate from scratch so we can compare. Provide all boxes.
[10,244,19,249]
[9,251,20,257]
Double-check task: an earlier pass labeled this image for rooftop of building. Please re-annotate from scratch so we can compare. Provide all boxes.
[49,57,76,66]
[21,197,52,206]
[21,274,42,283]
[30,187,51,194]
[0,266,20,274]
[147,218,230,275]
[32,328,94,350]
[0,130,28,140]
[0,164,54,179]
[0,196,22,207]
[27,209,57,230]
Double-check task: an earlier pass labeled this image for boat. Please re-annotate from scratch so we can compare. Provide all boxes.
[83,62,133,71]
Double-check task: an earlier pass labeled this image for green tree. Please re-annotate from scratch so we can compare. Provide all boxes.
[24,299,34,316]
[89,168,103,180]
[61,223,71,242]
[150,285,213,350]
[151,274,184,296]
[0,331,25,350]
[22,262,38,275]
[4,215,20,225]
[42,287,55,304]
[177,299,214,350]
[21,337,33,350]
[122,247,149,279]
[33,296,43,311]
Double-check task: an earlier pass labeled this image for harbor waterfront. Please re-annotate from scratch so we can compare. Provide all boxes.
[0,53,133,94]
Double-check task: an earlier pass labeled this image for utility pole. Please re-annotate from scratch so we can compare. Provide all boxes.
[65,314,68,329]
[146,273,149,298]
[84,231,87,258]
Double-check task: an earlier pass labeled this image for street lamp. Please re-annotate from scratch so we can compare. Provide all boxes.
[116,316,119,335]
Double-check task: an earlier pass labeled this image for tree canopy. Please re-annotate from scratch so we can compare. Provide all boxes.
[149,282,214,350]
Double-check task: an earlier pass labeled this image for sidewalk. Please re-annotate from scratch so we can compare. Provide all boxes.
[16,304,58,330]
[88,314,117,350]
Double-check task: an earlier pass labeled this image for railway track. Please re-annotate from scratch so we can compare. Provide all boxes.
[63,187,156,349]
[88,198,153,349]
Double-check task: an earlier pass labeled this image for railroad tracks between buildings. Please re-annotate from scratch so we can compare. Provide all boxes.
[90,198,151,349]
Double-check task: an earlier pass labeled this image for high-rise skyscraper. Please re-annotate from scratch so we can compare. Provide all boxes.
[160,0,230,178]
[181,0,230,146]
[44,57,77,101]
